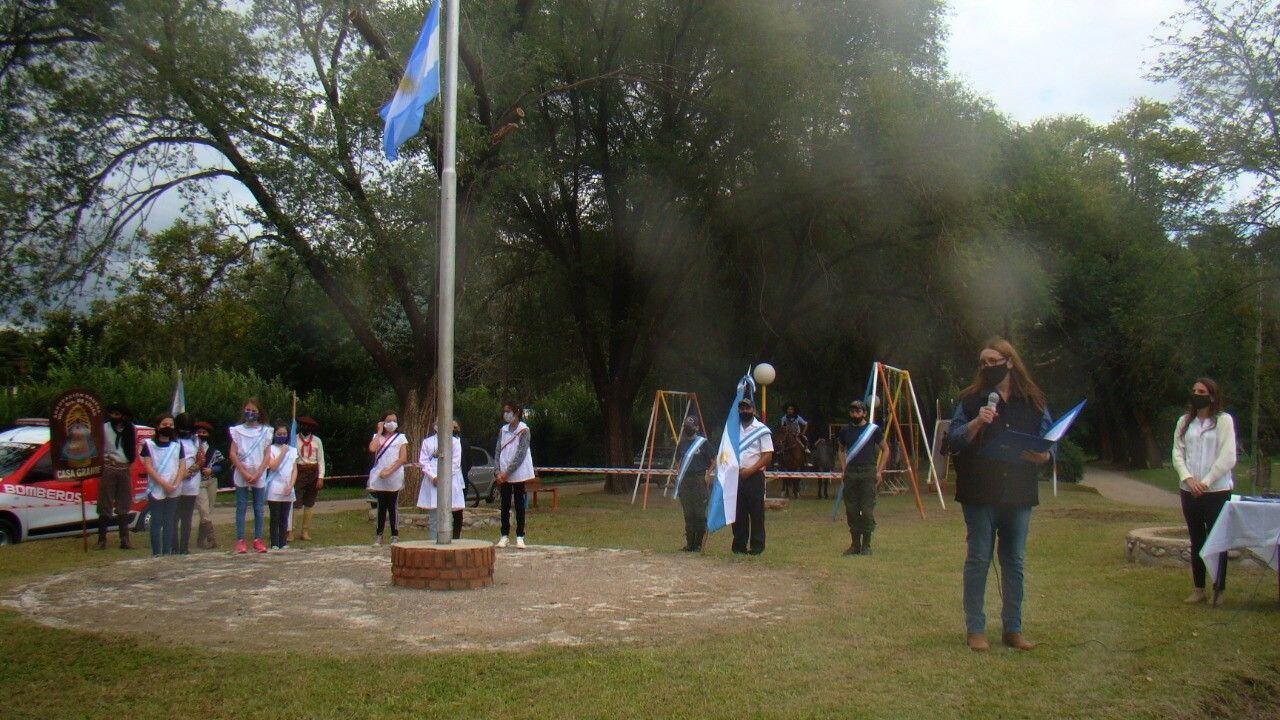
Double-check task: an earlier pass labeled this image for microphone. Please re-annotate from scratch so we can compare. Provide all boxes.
[986,391,1000,411]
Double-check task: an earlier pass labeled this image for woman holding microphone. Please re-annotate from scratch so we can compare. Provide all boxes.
[946,338,1053,652]
[1172,378,1237,605]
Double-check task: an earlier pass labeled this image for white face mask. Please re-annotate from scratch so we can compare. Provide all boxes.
[383,421,398,433]
[503,411,516,424]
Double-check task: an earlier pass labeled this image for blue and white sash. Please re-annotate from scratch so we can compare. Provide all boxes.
[843,422,880,467]
[738,425,772,459]
[672,436,707,499]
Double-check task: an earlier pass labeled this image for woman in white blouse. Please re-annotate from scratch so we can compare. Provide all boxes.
[1172,377,1237,605]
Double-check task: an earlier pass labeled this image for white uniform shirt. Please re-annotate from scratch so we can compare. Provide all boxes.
[497,421,535,483]
[416,434,465,510]
[230,424,273,489]
[144,439,184,501]
[266,444,299,502]
[737,418,774,472]
[368,432,408,492]
[177,437,204,496]
[1172,412,1237,493]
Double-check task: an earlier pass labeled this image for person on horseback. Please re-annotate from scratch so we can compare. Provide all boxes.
[778,404,809,499]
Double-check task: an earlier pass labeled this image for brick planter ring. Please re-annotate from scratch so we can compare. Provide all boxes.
[391,539,495,591]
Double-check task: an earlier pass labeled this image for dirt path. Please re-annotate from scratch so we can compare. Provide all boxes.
[3,544,813,655]
[1081,466,1179,509]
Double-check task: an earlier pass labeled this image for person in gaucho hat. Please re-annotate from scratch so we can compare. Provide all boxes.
[292,416,325,541]
[193,421,225,549]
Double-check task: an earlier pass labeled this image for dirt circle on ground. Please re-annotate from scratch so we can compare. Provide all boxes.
[3,544,813,654]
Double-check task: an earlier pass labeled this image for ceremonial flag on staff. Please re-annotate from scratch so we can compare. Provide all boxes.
[707,371,756,534]
[169,370,186,416]
[380,0,442,161]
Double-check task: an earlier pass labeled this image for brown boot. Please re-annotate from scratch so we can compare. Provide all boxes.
[202,521,218,549]
[117,515,132,550]
[966,633,990,652]
[196,521,208,549]
[1002,632,1036,650]
[300,507,313,541]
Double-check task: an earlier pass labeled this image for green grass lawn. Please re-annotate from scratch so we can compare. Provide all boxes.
[3,485,1279,719]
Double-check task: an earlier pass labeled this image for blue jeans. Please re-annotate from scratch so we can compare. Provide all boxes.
[962,503,1032,635]
[148,496,177,556]
[235,485,266,540]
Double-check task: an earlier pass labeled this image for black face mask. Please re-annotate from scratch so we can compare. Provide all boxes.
[1190,394,1212,410]
[980,364,1009,388]
[738,412,754,424]
[156,428,174,442]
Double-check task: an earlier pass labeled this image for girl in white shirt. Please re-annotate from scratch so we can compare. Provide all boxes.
[141,415,186,558]
[368,411,408,546]
[230,397,273,554]
[1172,377,1237,605]
[265,423,299,551]
[495,403,535,549]
[417,421,466,540]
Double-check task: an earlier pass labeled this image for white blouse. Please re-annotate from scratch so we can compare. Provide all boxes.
[1172,412,1237,493]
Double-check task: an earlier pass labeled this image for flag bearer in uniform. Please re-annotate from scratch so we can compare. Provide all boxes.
[837,400,888,556]
[731,398,773,556]
[293,416,325,541]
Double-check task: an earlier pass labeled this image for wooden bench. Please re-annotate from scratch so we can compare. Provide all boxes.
[527,478,558,511]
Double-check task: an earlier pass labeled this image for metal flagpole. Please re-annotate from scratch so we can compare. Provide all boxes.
[435,0,460,545]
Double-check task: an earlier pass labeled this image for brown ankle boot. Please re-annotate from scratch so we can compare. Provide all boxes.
[1002,632,1036,650]
[203,521,217,549]
[966,633,990,652]
[300,508,313,541]
[117,515,132,549]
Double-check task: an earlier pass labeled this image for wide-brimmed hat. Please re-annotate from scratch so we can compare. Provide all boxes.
[297,416,318,429]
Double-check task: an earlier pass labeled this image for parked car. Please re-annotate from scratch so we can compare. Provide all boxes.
[0,419,152,545]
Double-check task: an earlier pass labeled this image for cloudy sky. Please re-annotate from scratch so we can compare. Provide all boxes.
[944,0,1187,125]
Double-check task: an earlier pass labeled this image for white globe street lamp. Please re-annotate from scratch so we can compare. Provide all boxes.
[752,363,776,421]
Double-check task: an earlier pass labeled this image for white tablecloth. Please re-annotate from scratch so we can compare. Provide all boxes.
[1201,499,1280,582]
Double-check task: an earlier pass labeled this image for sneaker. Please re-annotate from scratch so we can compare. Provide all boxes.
[270,545,280,551]
[496,536,509,548]
[390,536,399,545]
[235,539,247,554]
[516,536,526,549]
[252,538,267,554]
[373,535,382,547]
[277,545,288,552]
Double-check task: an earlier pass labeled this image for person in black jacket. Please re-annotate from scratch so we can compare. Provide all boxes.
[98,403,137,550]
[946,338,1052,652]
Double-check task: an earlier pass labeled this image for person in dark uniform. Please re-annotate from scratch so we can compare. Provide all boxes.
[946,337,1052,652]
[674,415,715,551]
[837,399,889,556]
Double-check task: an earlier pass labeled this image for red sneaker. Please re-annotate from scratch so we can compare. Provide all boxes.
[252,538,267,554]
[235,539,247,554]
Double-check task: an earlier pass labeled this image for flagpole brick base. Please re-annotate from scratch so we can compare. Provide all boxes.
[390,539,495,590]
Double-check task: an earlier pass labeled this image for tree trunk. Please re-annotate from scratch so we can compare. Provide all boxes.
[1251,269,1263,492]
[398,382,436,508]
[601,389,638,494]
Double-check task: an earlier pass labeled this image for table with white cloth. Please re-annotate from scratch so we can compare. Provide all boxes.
[1200,497,1280,603]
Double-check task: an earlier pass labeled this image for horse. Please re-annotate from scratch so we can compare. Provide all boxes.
[810,437,834,499]
[775,421,808,499]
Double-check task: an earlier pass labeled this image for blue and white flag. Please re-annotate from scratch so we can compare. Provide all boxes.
[379,1,441,161]
[707,371,757,534]
[169,370,186,416]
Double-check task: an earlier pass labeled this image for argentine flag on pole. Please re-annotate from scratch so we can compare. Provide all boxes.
[707,371,757,534]
[169,370,186,416]
[380,1,442,161]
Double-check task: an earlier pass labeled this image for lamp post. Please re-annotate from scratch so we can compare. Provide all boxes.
[752,363,776,422]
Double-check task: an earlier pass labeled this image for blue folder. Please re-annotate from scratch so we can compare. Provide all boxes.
[978,400,1085,464]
